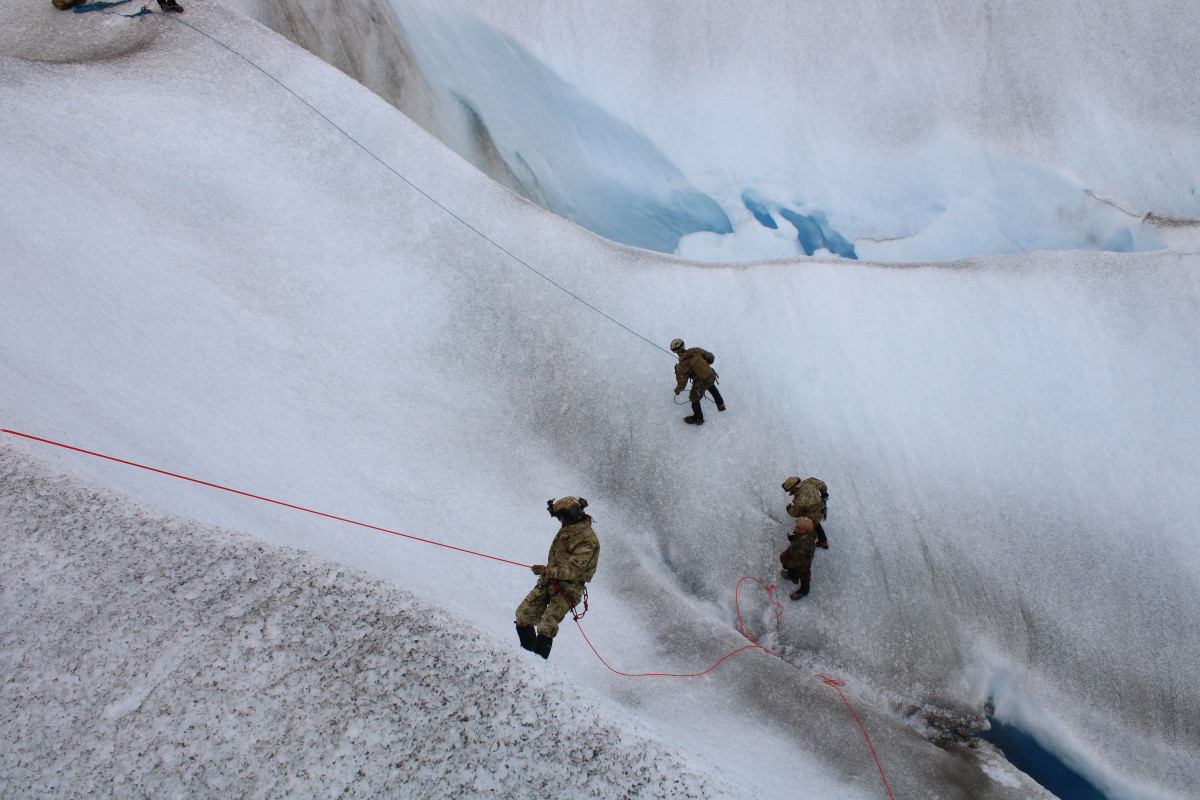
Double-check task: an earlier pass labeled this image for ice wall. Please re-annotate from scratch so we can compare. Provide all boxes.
[424,0,1200,260]
[384,0,1200,260]
[387,4,735,252]
[225,0,1200,260]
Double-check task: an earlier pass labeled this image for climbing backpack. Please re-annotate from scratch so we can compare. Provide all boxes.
[792,477,828,520]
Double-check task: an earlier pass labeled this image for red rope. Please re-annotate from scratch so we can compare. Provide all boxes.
[816,675,897,800]
[5,427,893,795]
[1,429,531,569]
[573,575,784,678]
[576,579,895,796]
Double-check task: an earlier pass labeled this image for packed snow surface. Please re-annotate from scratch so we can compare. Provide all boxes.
[2,1,1199,798]
[0,447,734,798]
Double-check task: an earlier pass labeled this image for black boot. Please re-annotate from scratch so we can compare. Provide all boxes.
[516,623,537,651]
[790,581,810,601]
[532,634,553,659]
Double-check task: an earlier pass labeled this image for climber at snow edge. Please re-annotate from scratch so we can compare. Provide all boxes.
[514,496,600,660]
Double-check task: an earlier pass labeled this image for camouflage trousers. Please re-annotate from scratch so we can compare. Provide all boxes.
[780,529,817,583]
[515,578,584,639]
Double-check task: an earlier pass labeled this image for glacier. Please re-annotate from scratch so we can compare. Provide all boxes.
[2,0,1199,798]
[378,0,1200,262]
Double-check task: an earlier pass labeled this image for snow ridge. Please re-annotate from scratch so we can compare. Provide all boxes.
[0,443,728,799]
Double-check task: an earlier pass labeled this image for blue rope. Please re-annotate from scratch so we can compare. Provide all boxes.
[73,0,133,12]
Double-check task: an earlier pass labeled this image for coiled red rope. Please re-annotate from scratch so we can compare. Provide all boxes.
[3,427,894,796]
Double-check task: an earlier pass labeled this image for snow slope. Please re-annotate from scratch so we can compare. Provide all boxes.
[2,1,1199,798]
[0,444,735,798]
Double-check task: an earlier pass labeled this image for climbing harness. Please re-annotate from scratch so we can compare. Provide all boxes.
[551,578,588,621]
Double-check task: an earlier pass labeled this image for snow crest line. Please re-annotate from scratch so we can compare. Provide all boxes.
[0,429,530,569]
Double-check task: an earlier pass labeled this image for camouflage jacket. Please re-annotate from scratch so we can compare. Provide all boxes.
[542,515,600,584]
[674,347,716,392]
[787,477,828,522]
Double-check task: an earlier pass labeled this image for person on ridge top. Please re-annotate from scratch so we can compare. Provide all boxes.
[670,338,725,425]
[514,496,600,660]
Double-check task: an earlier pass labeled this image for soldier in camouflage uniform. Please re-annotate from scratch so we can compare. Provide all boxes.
[515,496,600,659]
[670,338,726,425]
[779,476,829,600]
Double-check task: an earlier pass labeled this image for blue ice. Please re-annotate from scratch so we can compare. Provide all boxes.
[982,717,1109,800]
[398,10,731,254]
[741,191,779,229]
[778,207,858,259]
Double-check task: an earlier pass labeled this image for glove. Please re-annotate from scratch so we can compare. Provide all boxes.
[546,499,556,517]
[674,388,681,396]
[531,564,546,575]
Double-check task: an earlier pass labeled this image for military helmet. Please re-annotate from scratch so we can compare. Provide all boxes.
[793,516,815,534]
[669,338,685,353]
[782,476,801,492]
[548,496,588,521]
[551,496,587,514]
